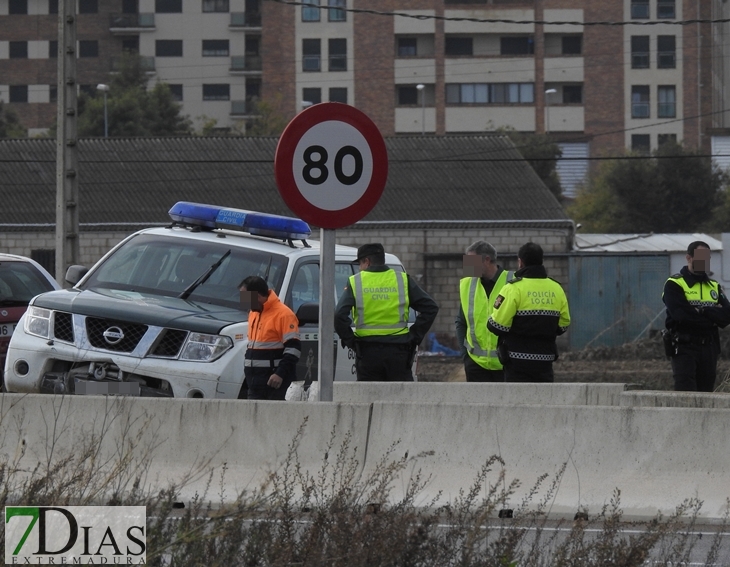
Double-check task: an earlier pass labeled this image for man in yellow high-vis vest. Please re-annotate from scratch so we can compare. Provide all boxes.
[662,241,730,392]
[488,242,570,382]
[455,240,512,382]
[335,243,439,381]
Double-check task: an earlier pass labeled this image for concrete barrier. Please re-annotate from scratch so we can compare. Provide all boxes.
[621,390,730,408]
[363,401,730,522]
[2,393,729,521]
[0,394,371,501]
[334,382,633,406]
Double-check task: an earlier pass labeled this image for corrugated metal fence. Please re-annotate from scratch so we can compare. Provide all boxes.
[568,254,669,350]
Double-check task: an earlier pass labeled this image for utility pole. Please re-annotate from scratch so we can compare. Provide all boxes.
[55,0,79,285]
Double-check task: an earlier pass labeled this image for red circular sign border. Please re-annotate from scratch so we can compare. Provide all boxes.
[274,102,388,229]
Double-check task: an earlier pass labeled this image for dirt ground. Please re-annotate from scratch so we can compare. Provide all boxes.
[417,332,730,392]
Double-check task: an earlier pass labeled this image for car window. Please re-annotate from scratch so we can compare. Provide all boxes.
[288,262,357,315]
[81,234,288,309]
[0,261,56,305]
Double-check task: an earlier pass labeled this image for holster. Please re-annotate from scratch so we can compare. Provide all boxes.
[497,339,510,367]
[661,329,676,359]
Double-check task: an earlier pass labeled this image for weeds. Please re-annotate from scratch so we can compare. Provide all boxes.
[1,405,728,567]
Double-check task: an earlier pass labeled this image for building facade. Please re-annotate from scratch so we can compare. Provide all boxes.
[1,0,728,194]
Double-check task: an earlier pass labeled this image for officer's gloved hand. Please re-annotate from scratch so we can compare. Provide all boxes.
[341,338,355,351]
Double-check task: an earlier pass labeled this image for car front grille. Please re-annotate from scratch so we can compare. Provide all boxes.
[53,312,74,343]
[151,329,188,357]
[86,317,149,352]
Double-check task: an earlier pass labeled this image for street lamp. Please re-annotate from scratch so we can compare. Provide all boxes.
[544,88,557,135]
[416,84,425,135]
[96,84,109,138]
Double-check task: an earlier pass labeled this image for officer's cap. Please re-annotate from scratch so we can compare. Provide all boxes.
[356,243,384,261]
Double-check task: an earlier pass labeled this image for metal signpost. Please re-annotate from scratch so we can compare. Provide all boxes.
[274,103,388,401]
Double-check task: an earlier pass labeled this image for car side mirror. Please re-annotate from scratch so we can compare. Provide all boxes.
[65,265,89,286]
[296,302,319,326]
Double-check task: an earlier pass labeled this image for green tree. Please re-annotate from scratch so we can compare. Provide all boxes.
[245,96,288,137]
[503,130,563,200]
[569,141,725,233]
[77,54,191,137]
[0,101,26,138]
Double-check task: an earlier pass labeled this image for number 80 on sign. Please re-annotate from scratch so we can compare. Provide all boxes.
[275,103,388,229]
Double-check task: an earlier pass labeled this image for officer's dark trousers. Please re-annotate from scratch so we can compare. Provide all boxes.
[671,342,718,392]
[356,342,413,382]
[504,361,554,383]
[464,356,504,382]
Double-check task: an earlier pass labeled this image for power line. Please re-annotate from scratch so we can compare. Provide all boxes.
[266,0,729,27]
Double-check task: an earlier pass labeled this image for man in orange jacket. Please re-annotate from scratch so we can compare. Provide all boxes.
[239,275,301,400]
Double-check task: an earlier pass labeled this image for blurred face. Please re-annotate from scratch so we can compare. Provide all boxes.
[688,247,711,274]
[462,253,484,277]
[240,289,266,312]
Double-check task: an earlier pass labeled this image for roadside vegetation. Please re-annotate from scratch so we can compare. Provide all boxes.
[0,411,727,566]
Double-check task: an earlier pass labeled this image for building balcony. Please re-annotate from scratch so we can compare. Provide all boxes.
[230,12,261,29]
[110,13,155,32]
[231,99,259,116]
[110,55,155,72]
[229,55,262,74]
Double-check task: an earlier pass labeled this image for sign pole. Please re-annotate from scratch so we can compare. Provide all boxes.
[318,228,336,401]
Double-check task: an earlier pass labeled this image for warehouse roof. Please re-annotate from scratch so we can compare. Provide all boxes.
[0,135,568,228]
[574,233,723,253]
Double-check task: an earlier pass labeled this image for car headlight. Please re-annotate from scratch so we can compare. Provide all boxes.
[24,306,52,339]
[180,333,232,362]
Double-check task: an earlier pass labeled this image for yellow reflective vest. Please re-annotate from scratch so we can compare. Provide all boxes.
[664,275,721,308]
[459,270,511,370]
[349,269,410,338]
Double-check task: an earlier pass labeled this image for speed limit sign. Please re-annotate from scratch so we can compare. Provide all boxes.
[274,102,388,229]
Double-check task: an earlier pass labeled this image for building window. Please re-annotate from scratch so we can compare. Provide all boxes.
[561,35,582,55]
[328,0,345,21]
[156,40,183,56]
[329,87,347,103]
[658,133,677,147]
[397,86,418,106]
[48,0,58,13]
[155,0,182,13]
[203,84,230,100]
[302,0,320,21]
[631,134,651,154]
[397,37,417,57]
[78,0,98,13]
[446,83,534,104]
[49,40,58,58]
[329,38,346,71]
[78,40,98,57]
[122,36,139,53]
[501,36,534,55]
[657,36,676,69]
[632,85,650,118]
[202,0,228,11]
[49,86,57,103]
[168,84,183,101]
[303,39,321,71]
[445,36,473,56]
[122,0,137,12]
[631,36,650,69]
[9,42,28,59]
[631,0,649,19]
[9,86,28,103]
[9,0,28,14]
[658,85,676,118]
[202,40,229,56]
[563,85,582,104]
[657,0,675,19]
[303,88,321,105]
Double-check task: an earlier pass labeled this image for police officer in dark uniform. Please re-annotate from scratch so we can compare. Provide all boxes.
[662,241,730,392]
[334,243,439,381]
[487,242,570,382]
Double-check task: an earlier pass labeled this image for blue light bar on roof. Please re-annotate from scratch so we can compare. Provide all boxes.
[168,202,311,240]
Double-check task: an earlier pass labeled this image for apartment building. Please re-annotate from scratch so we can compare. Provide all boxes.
[1,0,727,195]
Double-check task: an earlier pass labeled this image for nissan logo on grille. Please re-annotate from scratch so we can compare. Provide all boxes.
[103,326,125,345]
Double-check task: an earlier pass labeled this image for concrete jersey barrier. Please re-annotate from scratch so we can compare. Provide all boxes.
[621,390,730,408]
[3,392,730,521]
[334,382,633,407]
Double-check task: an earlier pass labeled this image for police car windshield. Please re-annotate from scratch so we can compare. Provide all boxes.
[80,234,287,309]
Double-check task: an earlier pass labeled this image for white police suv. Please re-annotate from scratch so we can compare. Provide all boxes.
[3,202,407,398]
